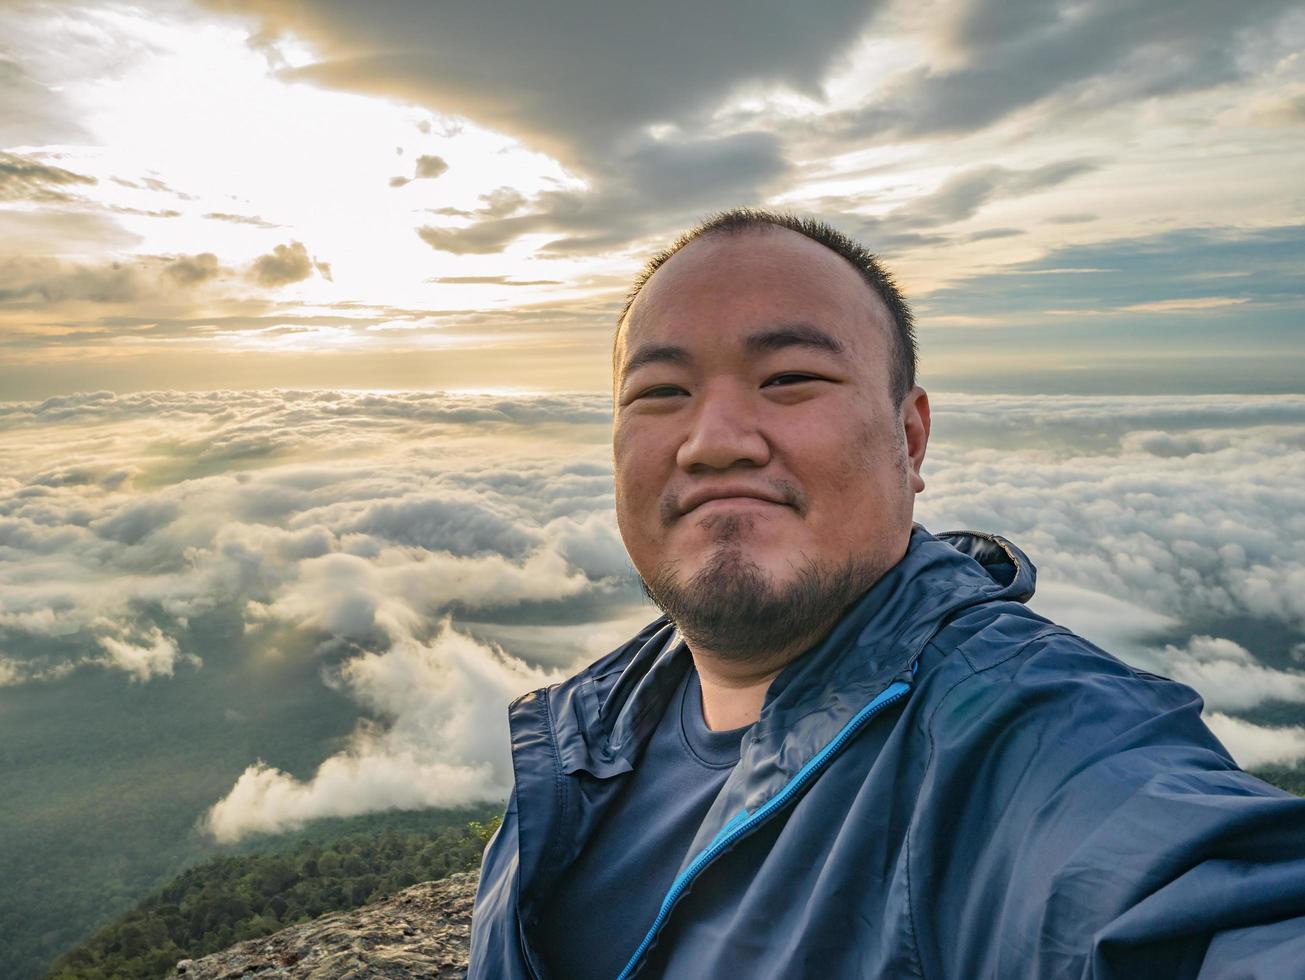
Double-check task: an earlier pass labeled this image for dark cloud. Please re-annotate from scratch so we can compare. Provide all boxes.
[966,227,1024,242]
[831,0,1300,141]
[417,131,791,255]
[248,241,313,287]
[894,160,1101,227]
[205,0,879,255]
[760,160,1096,257]
[210,0,881,164]
[920,223,1305,322]
[0,151,96,203]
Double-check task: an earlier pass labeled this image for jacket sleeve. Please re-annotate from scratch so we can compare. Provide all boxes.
[1060,767,1305,979]
[913,626,1305,980]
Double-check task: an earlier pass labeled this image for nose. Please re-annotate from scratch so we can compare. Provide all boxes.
[676,384,771,472]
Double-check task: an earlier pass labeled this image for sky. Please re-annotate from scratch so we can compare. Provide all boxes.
[1,7,1305,965]
[1,0,1303,398]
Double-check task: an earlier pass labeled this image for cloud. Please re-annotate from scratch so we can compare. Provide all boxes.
[107,205,182,219]
[0,55,90,145]
[212,0,880,167]
[918,224,1305,324]
[161,252,221,286]
[0,388,625,693]
[205,0,875,256]
[202,624,557,841]
[1204,712,1305,769]
[1026,580,1177,652]
[0,252,228,305]
[918,395,1305,668]
[3,388,1302,837]
[414,153,448,179]
[416,130,791,256]
[96,626,199,682]
[203,211,279,228]
[391,154,447,186]
[431,275,562,286]
[832,0,1301,141]
[895,160,1101,227]
[0,257,143,304]
[1154,636,1305,712]
[248,241,314,287]
[0,209,141,257]
[0,150,96,203]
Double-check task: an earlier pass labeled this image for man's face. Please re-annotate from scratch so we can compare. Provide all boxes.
[612,227,930,659]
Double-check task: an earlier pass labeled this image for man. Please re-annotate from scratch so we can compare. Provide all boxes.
[468,210,1305,978]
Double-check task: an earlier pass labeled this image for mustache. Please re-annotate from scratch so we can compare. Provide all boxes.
[660,479,807,528]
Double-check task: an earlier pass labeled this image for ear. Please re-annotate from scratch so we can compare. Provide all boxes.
[901,386,930,494]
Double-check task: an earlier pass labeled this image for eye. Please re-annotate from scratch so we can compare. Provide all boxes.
[763,373,821,387]
[636,385,687,400]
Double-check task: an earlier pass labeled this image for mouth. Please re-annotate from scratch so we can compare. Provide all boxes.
[673,483,798,520]
[689,496,785,516]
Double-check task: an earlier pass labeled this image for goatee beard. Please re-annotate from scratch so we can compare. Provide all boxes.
[640,522,884,661]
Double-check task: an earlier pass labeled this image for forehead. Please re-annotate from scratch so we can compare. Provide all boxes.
[619,227,890,365]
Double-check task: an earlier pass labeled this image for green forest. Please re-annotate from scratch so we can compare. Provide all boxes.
[43,807,501,980]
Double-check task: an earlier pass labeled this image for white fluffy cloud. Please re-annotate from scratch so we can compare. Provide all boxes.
[204,623,556,842]
[919,394,1305,637]
[0,389,626,685]
[1156,636,1305,713]
[1204,713,1305,770]
[95,625,198,682]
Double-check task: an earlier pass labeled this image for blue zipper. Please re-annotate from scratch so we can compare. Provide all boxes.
[614,678,913,980]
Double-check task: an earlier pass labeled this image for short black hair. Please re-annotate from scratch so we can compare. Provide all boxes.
[617,208,917,404]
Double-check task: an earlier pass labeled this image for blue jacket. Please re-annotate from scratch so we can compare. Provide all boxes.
[469,525,1305,978]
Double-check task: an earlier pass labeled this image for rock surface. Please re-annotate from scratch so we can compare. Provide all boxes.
[170,870,478,979]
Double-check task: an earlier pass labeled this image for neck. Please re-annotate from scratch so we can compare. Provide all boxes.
[688,638,809,731]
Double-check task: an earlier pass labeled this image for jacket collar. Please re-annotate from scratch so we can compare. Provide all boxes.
[539,525,1035,793]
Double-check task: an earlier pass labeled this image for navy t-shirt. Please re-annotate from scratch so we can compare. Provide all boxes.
[537,663,752,979]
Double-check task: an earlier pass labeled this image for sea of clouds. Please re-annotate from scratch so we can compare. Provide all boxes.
[1,388,1303,841]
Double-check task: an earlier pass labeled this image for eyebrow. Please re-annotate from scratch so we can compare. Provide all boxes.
[744,323,846,357]
[621,343,691,379]
[620,322,847,382]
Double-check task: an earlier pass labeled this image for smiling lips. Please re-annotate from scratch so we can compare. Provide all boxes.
[677,485,792,517]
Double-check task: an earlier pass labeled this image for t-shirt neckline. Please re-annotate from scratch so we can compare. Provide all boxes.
[678,663,751,769]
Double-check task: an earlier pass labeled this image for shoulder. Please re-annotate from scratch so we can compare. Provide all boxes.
[915,605,1237,780]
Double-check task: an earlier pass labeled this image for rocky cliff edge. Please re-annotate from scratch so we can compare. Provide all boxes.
[170,870,478,979]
